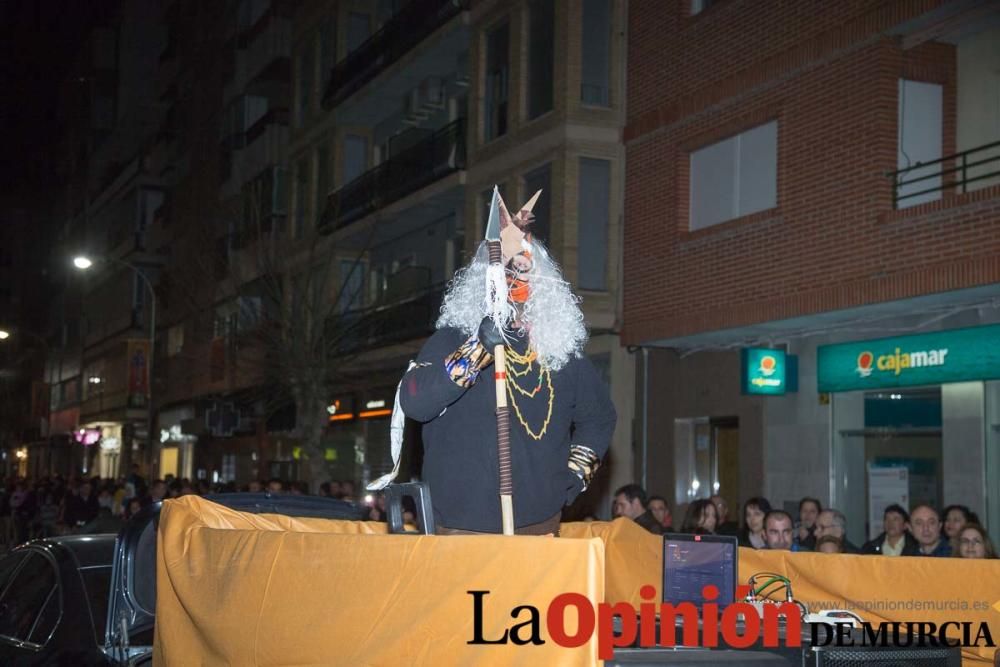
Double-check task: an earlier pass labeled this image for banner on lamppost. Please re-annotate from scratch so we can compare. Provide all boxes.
[127,339,150,408]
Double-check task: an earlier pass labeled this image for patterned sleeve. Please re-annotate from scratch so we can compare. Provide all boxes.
[567,445,602,491]
[399,328,493,422]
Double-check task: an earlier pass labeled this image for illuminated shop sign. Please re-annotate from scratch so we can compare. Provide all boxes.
[160,424,196,443]
[327,394,393,421]
[741,348,797,395]
[360,394,392,419]
[74,428,102,446]
[817,324,1000,392]
[327,396,356,422]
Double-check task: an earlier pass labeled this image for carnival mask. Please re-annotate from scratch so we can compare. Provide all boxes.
[497,190,541,304]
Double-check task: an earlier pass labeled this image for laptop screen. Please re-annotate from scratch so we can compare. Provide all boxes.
[662,533,738,610]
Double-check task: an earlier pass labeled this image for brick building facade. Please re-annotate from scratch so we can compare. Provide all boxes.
[623,0,1000,543]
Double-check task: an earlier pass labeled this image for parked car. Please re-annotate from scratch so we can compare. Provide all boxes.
[0,493,368,666]
[0,533,121,666]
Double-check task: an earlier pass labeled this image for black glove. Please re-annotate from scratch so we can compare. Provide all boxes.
[477,316,508,350]
[564,472,585,506]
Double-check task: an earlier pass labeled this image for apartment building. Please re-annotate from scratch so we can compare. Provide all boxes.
[42,1,166,480]
[624,0,1000,542]
[288,0,633,511]
[148,0,296,485]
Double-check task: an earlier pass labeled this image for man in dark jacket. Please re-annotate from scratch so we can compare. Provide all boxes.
[399,188,616,535]
[909,504,952,557]
[861,504,920,556]
[612,484,663,535]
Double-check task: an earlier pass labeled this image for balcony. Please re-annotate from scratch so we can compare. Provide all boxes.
[220,108,289,197]
[240,10,291,90]
[322,0,469,109]
[237,0,294,49]
[890,139,1000,209]
[321,117,465,232]
[331,285,444,356]
[245,107,289,146]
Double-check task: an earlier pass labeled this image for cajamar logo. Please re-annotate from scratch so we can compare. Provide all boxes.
[856,351,874,377]
[855,347,948,379]
[758,355,777,377]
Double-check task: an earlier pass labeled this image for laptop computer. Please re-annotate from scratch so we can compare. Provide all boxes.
[662,532,739,611]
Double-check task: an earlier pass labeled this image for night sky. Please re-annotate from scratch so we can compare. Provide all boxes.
[0,0,116,199]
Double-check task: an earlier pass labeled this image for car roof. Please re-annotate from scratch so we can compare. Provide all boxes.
[24,534,117,569]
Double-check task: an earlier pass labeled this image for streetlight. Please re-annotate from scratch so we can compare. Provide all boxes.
[0,330,9,340]
[73,254,157,478]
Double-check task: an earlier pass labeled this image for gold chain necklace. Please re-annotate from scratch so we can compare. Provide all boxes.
[505,347,536,378]
[505,349,543,395]
[504,353,554,440]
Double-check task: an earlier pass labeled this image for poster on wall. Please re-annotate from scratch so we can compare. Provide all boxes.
[867,465,909,540]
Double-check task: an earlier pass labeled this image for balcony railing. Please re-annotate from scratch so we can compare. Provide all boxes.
[321,117,466,232]
[245,107,289,145]
[322,0,469,109]
[237,0,294,49]
[890,139,1000,208]
[330,285,444,356]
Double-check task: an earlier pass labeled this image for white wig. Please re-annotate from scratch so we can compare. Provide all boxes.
[437,240,587,371]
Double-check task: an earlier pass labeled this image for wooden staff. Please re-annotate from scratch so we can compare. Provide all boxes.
[487,239,515,535]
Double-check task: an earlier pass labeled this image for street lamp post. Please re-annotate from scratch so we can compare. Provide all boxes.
[74,255,157,479]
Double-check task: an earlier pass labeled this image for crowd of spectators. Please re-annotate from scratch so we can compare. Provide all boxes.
[0,466,391,552]
[4,471,996,561]
[611,483,997,560]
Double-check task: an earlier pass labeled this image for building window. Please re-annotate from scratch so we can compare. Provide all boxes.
[691,0,714,14]
[237,0,268,32]
[315,142,331,226]
[296,44,314,127]
[133,273,146,315]
[337,259,364,312]
[484,22,510,142]
[689,121,777,231]
[580,0,611,106]
[369,265,386,303]
[347,12,370,53]
[522,164,551,244]
[343,134,368,185]
[237,295,263,332]
[293,157,309,237]
[527,0,554,120]
[318,16,337,89]
[897,79,942,208]
[221,454,237,483]
[271,166,288,219]
[578,158,610,290]
[167,324,184,357]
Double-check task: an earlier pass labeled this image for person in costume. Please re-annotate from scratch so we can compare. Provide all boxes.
[398,188,616,534]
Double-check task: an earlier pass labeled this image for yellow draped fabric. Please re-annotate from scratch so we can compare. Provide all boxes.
[153,499,998,665]
[563,518,1000,665]
[153,495,604,666]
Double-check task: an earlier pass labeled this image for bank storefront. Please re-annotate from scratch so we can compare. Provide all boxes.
[818,324,1000,545]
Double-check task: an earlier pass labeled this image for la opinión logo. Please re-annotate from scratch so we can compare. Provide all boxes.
[466,586,995,659]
